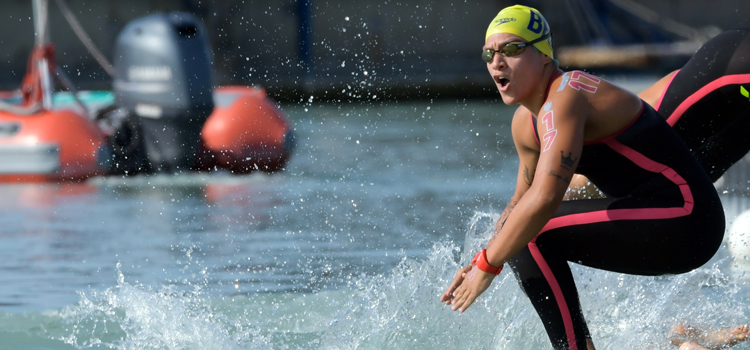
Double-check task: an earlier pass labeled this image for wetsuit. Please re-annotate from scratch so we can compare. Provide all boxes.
[514,98,725,350]
[656,29,750,182]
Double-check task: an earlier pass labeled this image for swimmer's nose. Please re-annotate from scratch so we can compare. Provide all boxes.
[488,53,507,70]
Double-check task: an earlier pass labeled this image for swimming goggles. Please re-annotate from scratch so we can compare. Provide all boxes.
[482,33,550,63]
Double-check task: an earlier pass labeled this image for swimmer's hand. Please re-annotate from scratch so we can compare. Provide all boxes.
[441,265,472,305]
[440,264,495,312]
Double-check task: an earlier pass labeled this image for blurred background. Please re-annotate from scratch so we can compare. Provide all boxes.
[1,0,749,101]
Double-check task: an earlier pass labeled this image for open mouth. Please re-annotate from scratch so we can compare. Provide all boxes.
[498,77,510,88]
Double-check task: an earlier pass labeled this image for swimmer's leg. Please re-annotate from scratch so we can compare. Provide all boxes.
[689,103,750,182]
[657,29,750,181]
[670,324,750,349]
[507,245,591,350]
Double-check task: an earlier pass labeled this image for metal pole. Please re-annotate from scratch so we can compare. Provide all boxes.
[32,0,49,45]
[32,0,53,110]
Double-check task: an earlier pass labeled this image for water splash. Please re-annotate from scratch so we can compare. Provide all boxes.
[319,211,553,349]
[319,211,750,350]
[23,210,750,350]
[55,266,272,350]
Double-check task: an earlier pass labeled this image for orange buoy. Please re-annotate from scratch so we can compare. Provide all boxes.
[195,86,295,173]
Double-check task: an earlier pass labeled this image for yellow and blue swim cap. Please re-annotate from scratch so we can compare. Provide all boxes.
[485,5,554,59]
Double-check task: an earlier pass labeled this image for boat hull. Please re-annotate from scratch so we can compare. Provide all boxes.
[0,108,107,182]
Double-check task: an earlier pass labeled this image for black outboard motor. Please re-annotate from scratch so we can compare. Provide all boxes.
[112,12,214,173]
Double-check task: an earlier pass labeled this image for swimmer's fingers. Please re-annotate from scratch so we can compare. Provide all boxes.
[449,283,469,311]
[737,324,750,340]
[440,265,473,304]
[440,265,472,303]
[450,266,495,313]
[451,285,477,313]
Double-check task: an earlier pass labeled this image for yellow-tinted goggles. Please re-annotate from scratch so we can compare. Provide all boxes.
[482,33,550,63]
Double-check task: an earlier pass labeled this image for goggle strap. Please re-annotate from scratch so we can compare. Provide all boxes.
[527,32,550,46]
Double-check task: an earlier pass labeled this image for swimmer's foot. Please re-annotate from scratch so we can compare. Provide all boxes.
[670,324,750,349]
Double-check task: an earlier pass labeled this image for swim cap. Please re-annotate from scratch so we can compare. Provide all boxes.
[485,5,554,59]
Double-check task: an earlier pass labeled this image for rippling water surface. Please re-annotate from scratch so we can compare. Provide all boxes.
[1,99,749,350]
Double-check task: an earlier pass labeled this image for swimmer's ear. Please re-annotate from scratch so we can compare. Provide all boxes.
[532,46,553,64]
[549,57,560,69]
[541,52,553,65]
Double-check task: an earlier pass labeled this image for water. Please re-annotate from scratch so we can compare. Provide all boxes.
[1,99,750,350]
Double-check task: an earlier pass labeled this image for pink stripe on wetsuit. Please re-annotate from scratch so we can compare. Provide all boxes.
[516,29,750,349]
[660,72,750,126]
[650,30,750,182]
[517,101,724,350]
[530,138,694,350]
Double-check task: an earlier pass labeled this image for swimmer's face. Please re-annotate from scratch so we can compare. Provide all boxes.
[484,33,549,105]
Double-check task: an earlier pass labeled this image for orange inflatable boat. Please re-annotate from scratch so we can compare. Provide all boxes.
[0,5,294,182]
[0,43,108,182]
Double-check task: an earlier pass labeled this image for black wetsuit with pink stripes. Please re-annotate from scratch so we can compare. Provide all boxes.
[656,29,750,181]
[516,100,725,350]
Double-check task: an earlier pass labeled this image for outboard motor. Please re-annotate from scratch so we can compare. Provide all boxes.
[112,12,214,173]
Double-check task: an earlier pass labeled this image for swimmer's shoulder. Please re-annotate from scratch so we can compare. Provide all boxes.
[545,70,600,108]
[546,70,638,117]
[546,70,643,139]
[511,105,539,151]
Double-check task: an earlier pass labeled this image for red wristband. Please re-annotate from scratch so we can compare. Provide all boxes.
[471,249,503,275]
[471,251,481,264]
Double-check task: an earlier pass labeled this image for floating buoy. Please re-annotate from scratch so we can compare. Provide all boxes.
[195,86,295,173]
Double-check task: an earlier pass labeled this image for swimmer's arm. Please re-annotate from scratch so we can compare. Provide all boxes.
[492,107,538,234]
[446,101,583,312]
[440,116,535,308]
[485,100,584,267]
[442,106,541,309]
